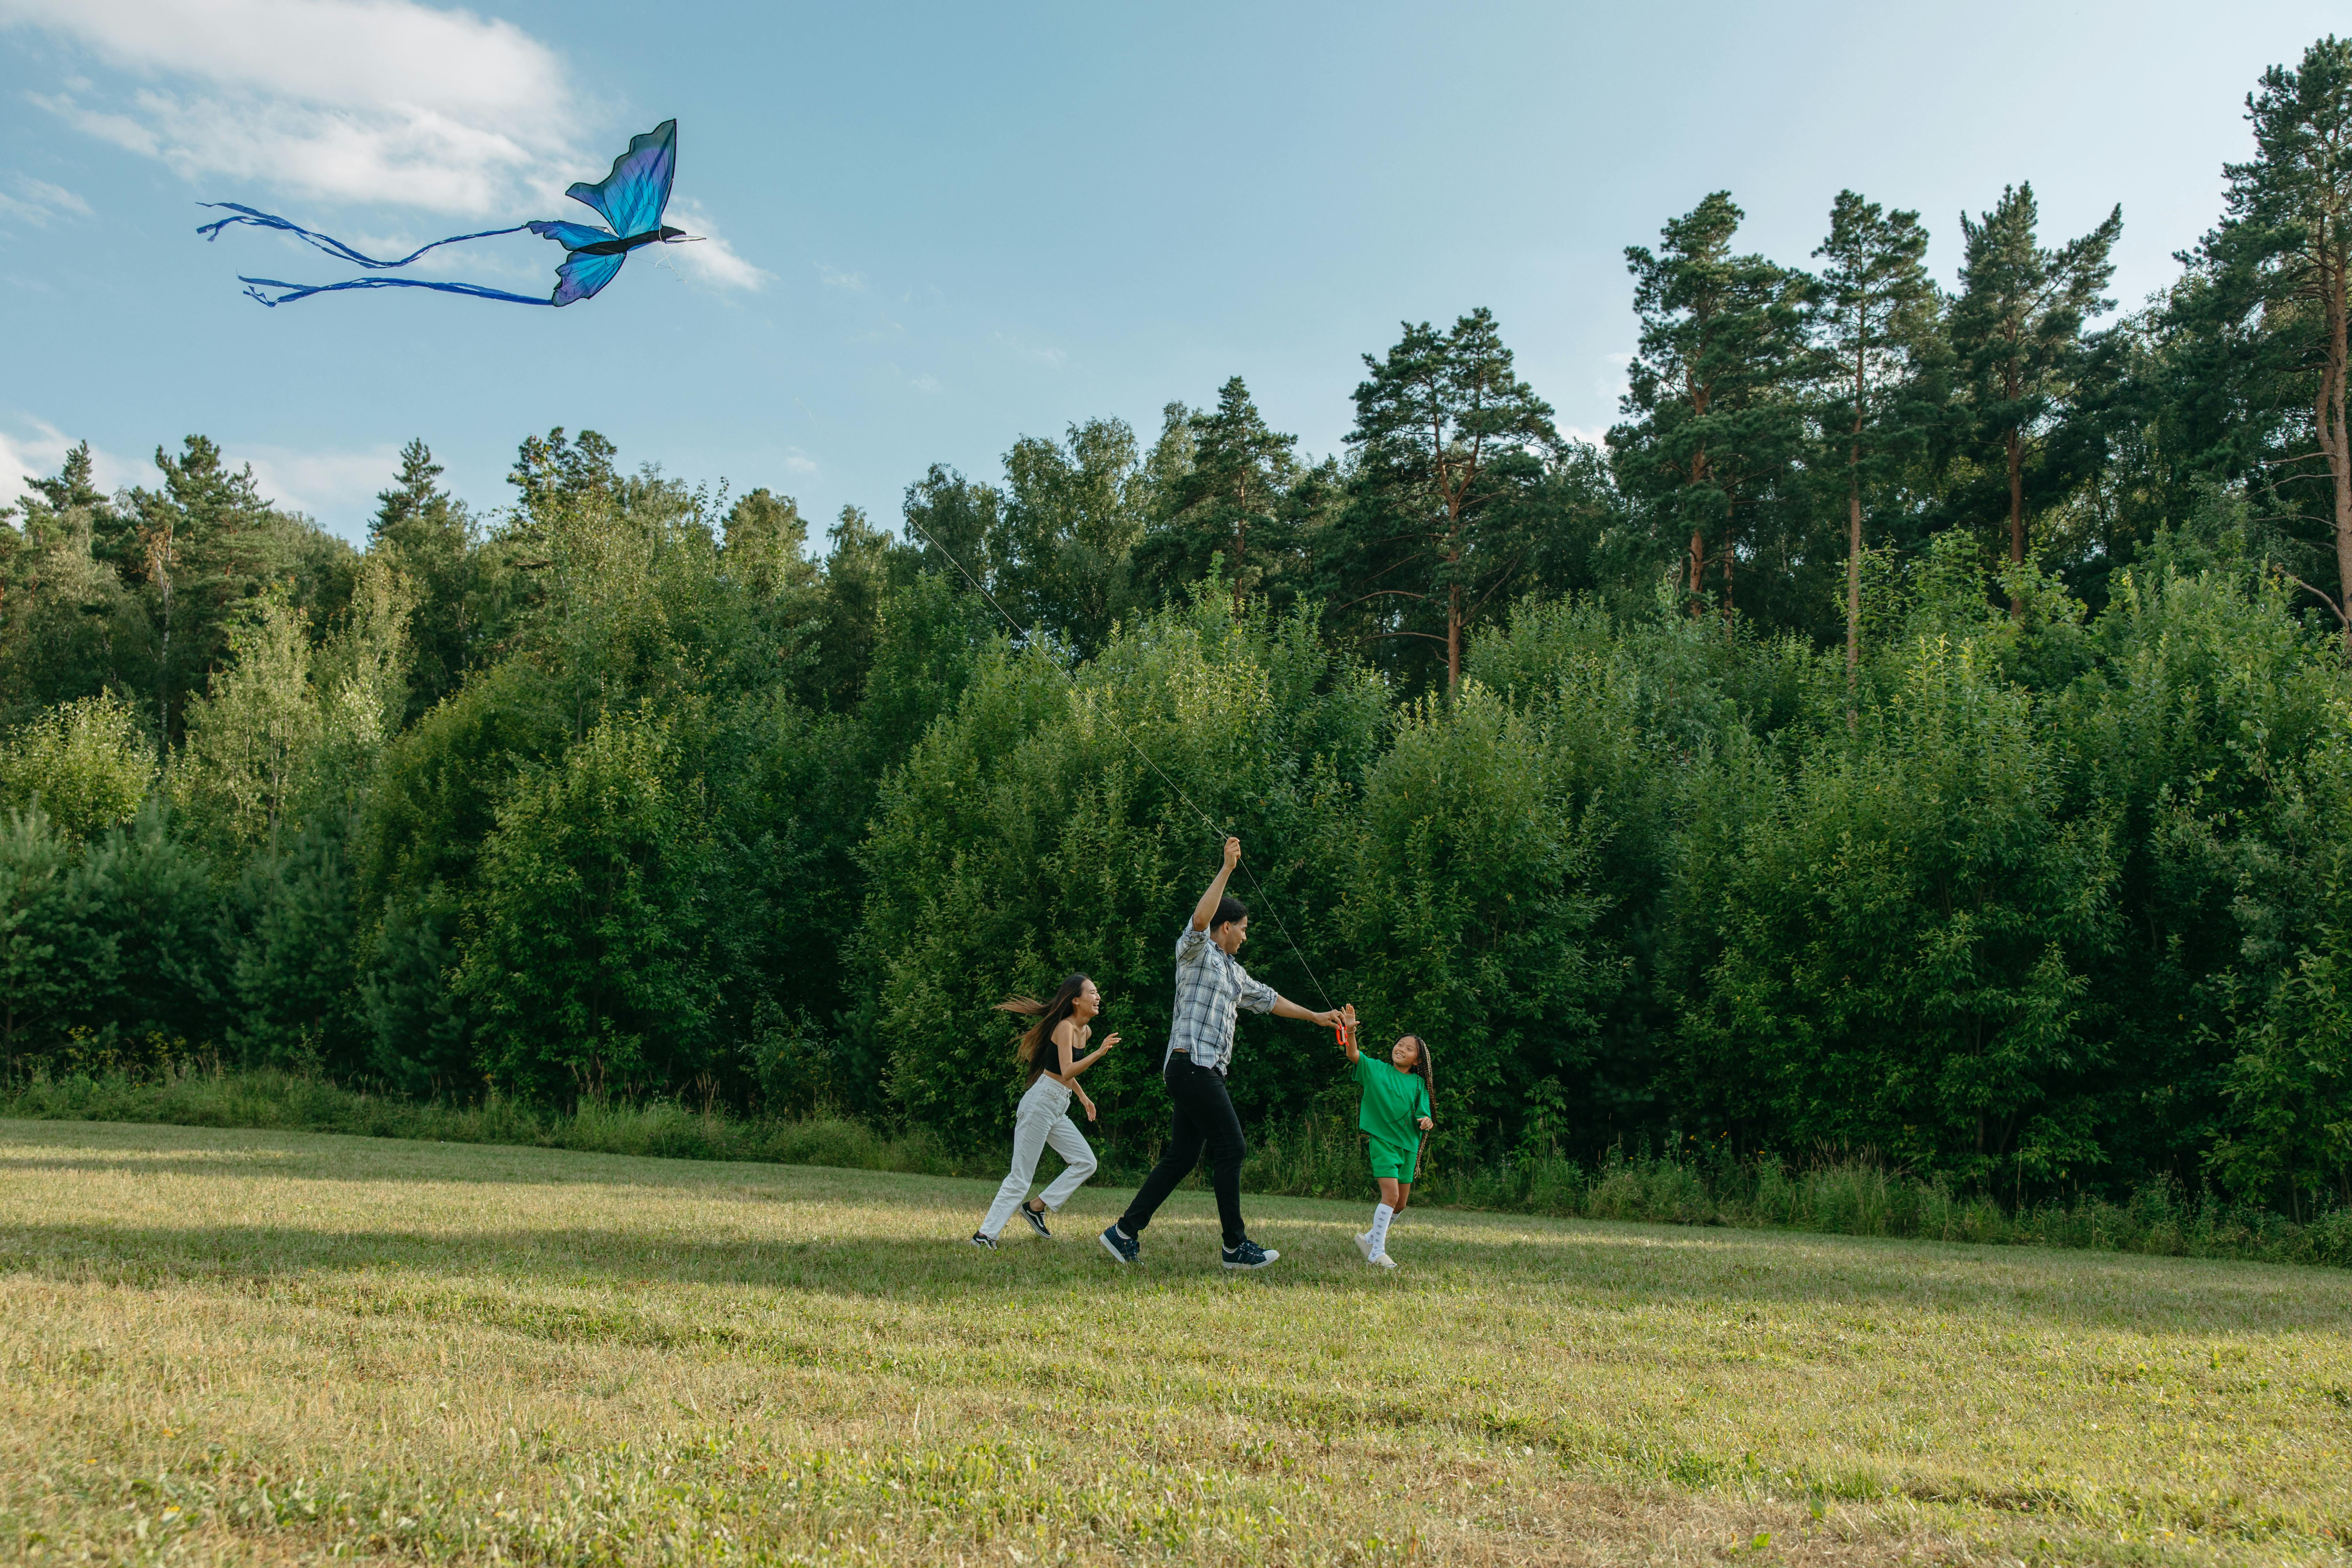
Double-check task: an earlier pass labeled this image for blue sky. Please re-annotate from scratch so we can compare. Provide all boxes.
[0,0,2340,543]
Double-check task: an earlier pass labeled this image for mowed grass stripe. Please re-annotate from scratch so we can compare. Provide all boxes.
[2,1119,2347,1566]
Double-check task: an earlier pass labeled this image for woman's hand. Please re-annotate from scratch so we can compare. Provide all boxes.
[1100,1033,1119,1051]
[1417,1117,1433,1132]
[1081,1097,1098,1123]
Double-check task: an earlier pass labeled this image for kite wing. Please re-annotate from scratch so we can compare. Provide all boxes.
[526,220,616,251]
[564,120,677,238]
[551,248,630,306]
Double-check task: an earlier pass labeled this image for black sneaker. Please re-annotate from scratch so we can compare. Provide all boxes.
[1221,1239,1280,1270]
[968,1232,997,1252]
[1098,1224,1139,1264]
[1019,1202,1052,1239]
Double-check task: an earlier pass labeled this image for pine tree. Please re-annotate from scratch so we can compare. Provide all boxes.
[370,439,474,719]
[0,442,139,720]
[2181,37,2352,653]
[1949,184,2121,616]
[1610,194,1812,623]
[1162,377,1300,615]
[13,441,112,541]
[127,436,279,749]
[1811,192,1942,681]
[1345,309,1558,690]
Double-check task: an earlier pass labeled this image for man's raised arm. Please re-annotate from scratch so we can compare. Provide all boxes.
[1190,835,1243,931]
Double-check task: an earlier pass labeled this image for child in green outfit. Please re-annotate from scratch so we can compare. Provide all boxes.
[1335,1003,1434,1269]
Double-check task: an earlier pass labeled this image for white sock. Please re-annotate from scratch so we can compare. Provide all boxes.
[1368,1203,1395,1254]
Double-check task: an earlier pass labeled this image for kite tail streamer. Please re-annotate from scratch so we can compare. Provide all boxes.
[239,275,552,308]
[197,204,533,269]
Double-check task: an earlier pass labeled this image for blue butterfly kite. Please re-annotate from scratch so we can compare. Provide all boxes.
[199,120,695,307]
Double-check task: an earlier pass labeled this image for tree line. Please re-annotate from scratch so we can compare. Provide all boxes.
[4,38,2352,1218]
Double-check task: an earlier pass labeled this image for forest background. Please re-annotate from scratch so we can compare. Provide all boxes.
[8,39,2352,1226]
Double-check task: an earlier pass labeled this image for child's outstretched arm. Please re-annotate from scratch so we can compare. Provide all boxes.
[1338,1003,1360,1062]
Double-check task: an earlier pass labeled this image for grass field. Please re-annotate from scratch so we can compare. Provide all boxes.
[3,1121,2348,1567]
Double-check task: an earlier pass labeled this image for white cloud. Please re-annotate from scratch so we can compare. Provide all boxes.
[910,373,940,394]
[0,418,139,509]
[240,442,401,536]
[1595,350,1633,406]
[662,200,768,293]
[817,264,866,292]
[0,174,93,226]
[995,331,1067,369]
[1560,425,1609,451]
[783,449,817,476]
[5,0,576,214]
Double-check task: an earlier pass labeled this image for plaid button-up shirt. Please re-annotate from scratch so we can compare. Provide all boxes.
[1163,922,1279,1073]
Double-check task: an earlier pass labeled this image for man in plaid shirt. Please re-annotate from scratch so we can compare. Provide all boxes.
[1101,835,1345,1270]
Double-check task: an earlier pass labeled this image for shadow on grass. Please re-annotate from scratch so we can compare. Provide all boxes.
[10,1123,2351,1333]
[6,1197,2349,1337]
[0,1136,1014,1194]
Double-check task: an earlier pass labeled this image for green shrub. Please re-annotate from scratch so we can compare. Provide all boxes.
[0,695,153,842]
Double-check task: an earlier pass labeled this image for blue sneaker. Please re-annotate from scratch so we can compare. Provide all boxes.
[1221,1239,1279,1270]
[1098,1224,1139,1264]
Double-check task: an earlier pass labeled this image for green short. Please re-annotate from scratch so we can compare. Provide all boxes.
[1368,1137,1419,1183]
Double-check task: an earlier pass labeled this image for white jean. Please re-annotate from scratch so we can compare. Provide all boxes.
[979,1075,1098,1239]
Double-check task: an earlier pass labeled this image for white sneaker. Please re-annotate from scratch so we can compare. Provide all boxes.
[1369,1250,1398,1269]
[1353,1231,1376,1260]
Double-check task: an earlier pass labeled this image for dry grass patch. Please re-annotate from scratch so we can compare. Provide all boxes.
[2,1118,2347,1566]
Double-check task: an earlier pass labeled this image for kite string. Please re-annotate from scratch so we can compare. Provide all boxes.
[896,515,1336,1012]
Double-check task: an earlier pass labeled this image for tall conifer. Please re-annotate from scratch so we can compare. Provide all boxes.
[2184,37,2352,653]
[1346,309,1557,689]
[1171,377,1299,616]
[1949,184,2120,616]
[1610,194,1811,622]
[1811,192,1941,681]
[371,440,474,719]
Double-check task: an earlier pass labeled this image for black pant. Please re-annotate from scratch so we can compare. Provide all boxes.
[1119,1056,1249,1248]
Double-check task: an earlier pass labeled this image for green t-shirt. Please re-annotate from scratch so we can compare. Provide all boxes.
[1353,1049,1431,1146]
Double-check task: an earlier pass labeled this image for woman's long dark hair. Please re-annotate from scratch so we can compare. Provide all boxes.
[996,973,1090,1080]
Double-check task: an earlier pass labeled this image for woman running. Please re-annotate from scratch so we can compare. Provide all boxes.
[1336,1004,1433,1269]
[971,974,1118,1250]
